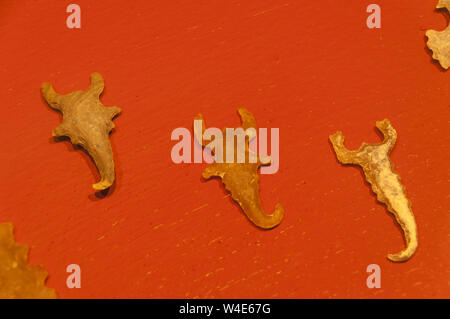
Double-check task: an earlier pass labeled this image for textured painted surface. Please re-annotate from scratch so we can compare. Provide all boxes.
[0,0,448,298]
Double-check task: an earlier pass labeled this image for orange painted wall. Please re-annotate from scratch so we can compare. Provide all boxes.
[0,0,448,298]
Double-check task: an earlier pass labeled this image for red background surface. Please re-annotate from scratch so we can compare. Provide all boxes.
[0,0,449,298]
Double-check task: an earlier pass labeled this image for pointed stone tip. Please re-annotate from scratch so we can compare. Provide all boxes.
[256,203,284,230]
[90,72,102,78]
[92,180,113,191]
[41,82,51,93]
[237,107,246,114]
[329,131,343,142]
[274,203,284,216]
[387,253,409,263]
[376,119,389,127]
[90,72,104,83]
[259,154,272,165]
[0,222,13,234]
[387,237,418,263]
[436,0,449,10]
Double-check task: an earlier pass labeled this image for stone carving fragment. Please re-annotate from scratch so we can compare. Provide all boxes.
[330,120,418,262]
[42,73,121,191]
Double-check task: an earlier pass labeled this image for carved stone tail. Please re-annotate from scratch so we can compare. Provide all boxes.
[245,203,284,229]
[330,120,418,262]
[387,212,418,262]
[86,134,116,191]
[387,239,418,263]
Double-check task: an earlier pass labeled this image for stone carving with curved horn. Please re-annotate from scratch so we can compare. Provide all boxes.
[194,108,284,229]
[42,72,121,192]
[330,120,418,262]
